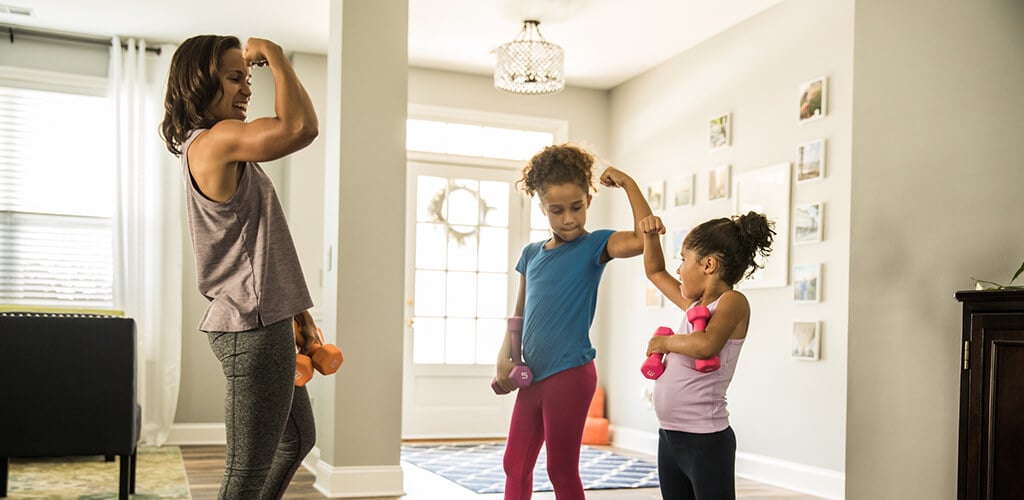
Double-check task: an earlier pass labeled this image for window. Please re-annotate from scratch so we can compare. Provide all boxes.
[406,113,563,365]
[0,70,116,308]
[407,118,554,161]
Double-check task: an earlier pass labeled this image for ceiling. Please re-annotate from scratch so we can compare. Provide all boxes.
[1,0,783,89]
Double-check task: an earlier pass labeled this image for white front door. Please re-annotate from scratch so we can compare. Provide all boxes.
[401,160,535,439]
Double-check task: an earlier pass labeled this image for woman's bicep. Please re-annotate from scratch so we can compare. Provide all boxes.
[211,117,315,163]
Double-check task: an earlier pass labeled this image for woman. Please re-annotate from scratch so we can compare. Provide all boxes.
[160,34,319,499]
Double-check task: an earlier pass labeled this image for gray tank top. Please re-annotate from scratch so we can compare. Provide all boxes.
[181,129,313,332]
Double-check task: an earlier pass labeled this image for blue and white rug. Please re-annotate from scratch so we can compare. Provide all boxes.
[400,442,660,494]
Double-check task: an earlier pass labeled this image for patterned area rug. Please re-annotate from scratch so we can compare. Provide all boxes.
[6,446,191,499]
[401,442,659,494]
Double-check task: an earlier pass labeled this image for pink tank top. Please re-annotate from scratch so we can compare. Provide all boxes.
[653,297,745,433]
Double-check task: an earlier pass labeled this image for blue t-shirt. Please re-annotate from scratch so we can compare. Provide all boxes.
[515,229,615,382]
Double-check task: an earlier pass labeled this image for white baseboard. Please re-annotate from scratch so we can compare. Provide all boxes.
[610,425,845,499]
[313,459,404,498]
[736,451,845,499]
[166,423,226,445]
[609,424,660,456]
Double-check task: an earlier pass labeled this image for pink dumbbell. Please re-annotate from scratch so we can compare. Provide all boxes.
[641,326,675,379]
[492,317,534,394]
[688,305,720,373]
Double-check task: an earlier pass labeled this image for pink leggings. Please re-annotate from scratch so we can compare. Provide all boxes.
[503,361,597,500]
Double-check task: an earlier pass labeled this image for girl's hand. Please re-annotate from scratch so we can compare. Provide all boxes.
[495,357,517,393]
[243,37,281,67]
[598,166,633,188]
[647,335,669,356]
[639,215,665,235]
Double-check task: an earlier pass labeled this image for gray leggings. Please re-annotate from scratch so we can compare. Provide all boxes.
[207,318,316,500]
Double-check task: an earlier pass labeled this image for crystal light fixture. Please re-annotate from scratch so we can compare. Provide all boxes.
[494,20,565,95]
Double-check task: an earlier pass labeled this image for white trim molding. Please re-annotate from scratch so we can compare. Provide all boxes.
[611,425,845,499]
[165,423,226,445]
[736,451,845,500]
[313,460,404,498]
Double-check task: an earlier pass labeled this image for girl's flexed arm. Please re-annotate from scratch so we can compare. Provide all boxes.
[599,166,653,261]
[640,215,689,310]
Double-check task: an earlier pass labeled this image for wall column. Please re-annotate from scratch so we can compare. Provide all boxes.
[316,0,408,496]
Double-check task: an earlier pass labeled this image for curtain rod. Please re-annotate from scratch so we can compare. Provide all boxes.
[3,24,162,55]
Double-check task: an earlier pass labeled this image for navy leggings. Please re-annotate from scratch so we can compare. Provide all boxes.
[657,426,736,500]
[207,318,316,499]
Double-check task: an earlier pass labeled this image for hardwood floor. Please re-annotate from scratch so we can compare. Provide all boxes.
[181,444,823,499]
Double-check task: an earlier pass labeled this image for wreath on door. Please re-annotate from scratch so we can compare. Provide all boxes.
[428,185,493,246]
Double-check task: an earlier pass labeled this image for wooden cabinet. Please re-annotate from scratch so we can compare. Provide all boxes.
[955,290,1024,500]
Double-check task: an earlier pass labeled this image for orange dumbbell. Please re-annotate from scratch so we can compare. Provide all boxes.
[293,321,343,386]
[295,351,315,386]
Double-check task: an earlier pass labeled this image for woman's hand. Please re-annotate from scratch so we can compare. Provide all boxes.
[293,311,319,355]
[598,166,635,189]
[243,37,282,67]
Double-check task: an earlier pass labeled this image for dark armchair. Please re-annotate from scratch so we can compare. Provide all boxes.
[0,312,140,499]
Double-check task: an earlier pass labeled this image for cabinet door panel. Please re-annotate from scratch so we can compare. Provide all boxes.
[970,313,1024,499]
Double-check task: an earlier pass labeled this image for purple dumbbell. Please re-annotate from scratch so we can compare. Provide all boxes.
[492,317,533,394]
[687,305,720,373]
[641,326,675,379]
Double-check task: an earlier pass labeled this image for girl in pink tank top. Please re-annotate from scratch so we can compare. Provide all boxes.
[638,211,774,500]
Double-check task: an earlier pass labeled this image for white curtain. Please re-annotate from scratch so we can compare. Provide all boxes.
[110,37,182,446]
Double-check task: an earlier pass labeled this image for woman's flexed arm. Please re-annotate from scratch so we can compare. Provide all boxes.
[206,38,318,165]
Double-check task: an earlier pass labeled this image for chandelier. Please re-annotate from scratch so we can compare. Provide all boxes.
[494,20,565,95]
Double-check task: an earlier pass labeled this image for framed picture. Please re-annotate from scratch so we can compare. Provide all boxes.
[645,180,665,211]
[799,76,827,123]
[793,202,823,244]
[796,139,826,182]
[709,113,731,150]
[793,262,821,303]
[668,174,694,207]
[732,163,791,289]
[670,227,689,260]
[791,321,821,360]
[708,165,731,201]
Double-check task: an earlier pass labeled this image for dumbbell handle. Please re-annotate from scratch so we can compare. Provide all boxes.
[687,305,720,373]
[294,323,344,383]
[641,326,675,379]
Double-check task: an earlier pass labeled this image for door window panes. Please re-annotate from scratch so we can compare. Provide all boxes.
[411,176,515,365]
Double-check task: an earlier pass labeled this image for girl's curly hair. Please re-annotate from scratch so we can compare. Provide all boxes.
[159,35,241,156]
[685,211,776,285]
[516,144,597,197]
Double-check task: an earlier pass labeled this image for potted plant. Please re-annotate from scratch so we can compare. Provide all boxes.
[974,260,1024,290]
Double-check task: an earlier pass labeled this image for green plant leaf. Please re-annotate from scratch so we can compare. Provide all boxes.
[973,278,1003,290]
[1011,260,1024,284]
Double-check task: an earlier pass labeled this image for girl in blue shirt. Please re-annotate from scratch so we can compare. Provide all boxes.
[493,143,653,499]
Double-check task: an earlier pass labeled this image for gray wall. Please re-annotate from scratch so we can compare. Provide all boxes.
[601,0,853,489]
[846,0,1024,498]
[0,32,108,77]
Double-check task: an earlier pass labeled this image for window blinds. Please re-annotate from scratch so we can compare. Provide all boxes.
[0,82,116,308]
